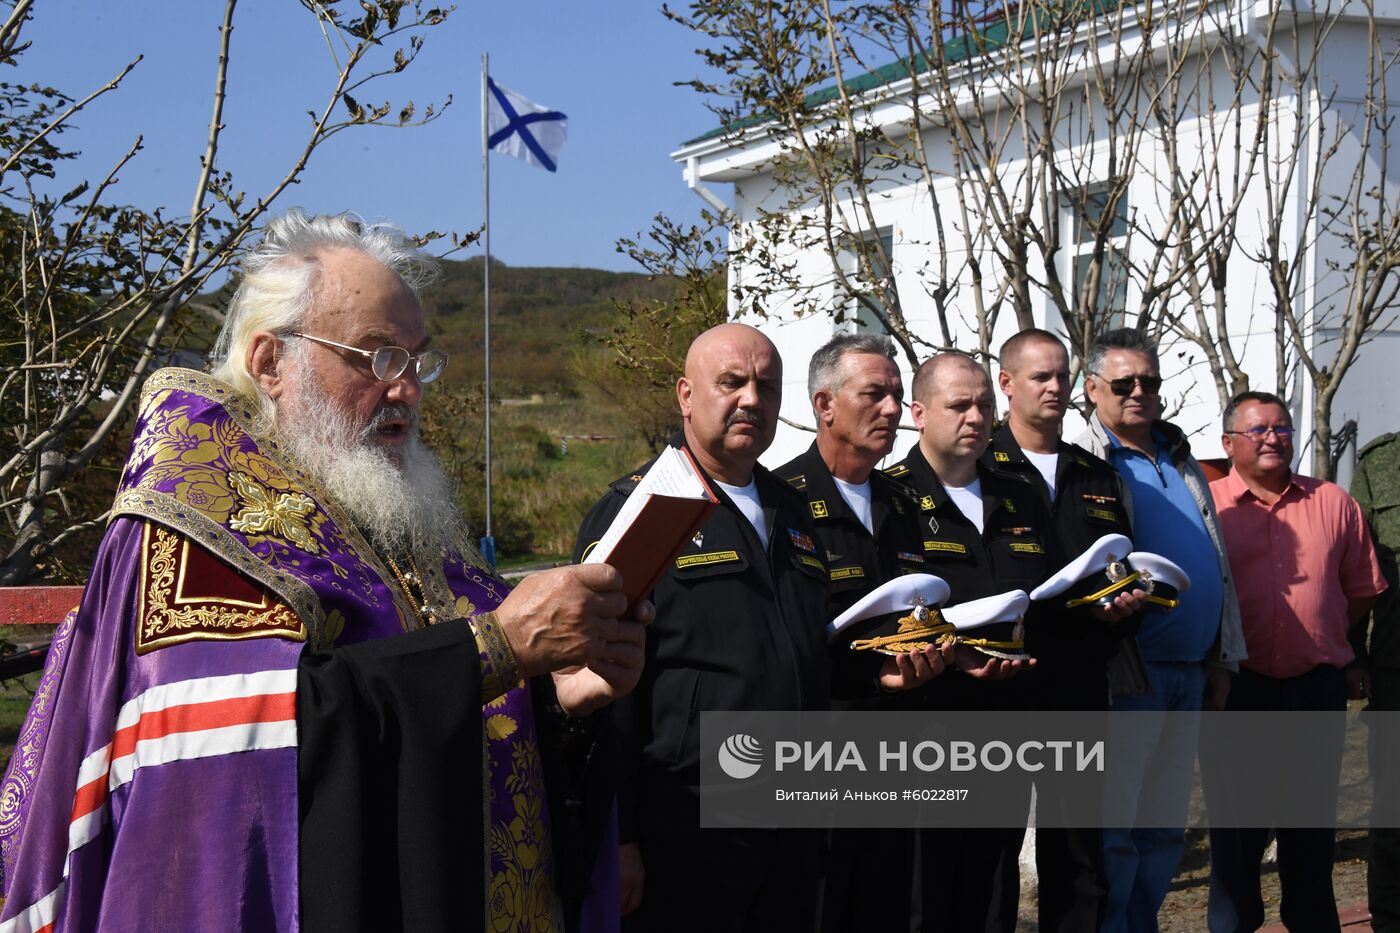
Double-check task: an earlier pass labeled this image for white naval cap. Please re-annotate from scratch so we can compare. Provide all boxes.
[940,589,1032,661]
[828,573,952,641]
[942,589,1032,633]
[1029,534,1134,602]
[1126,551,1190,613]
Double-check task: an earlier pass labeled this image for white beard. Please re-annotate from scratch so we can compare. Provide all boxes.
[276,383,468,559]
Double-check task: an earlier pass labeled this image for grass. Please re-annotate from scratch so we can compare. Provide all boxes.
[0,673,42,770]
[424,391,660,560]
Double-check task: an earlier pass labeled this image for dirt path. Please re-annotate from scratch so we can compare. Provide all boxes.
[1017,829,1372,930]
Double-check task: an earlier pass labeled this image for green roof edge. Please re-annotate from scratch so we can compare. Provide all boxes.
[678,0,1115,148]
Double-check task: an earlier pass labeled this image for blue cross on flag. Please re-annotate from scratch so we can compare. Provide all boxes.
[486,77,567,173]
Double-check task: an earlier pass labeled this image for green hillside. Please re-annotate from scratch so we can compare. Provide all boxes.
[423,256,676,397]
[416,256,688,560]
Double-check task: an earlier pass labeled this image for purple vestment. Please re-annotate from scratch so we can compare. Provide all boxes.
[0,369,610,932]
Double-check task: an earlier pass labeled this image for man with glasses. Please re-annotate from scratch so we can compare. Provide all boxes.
[1204,391,1384,932]
[0,210,650,932]
[1076,327,1245,932]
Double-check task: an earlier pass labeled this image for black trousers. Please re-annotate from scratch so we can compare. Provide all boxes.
[1206,665,1346,933]
[920,826,1025,933]
[1031,663,1109,933]
[629,787,824,933]
[818,827,916,933]
[1371,668,1400,933]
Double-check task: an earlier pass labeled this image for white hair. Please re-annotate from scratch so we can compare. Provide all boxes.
[208,208,438,428]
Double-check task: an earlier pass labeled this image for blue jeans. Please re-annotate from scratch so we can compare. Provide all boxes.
[1102,661,1205,933]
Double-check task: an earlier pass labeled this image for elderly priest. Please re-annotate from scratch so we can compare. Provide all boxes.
[0,210,650,933]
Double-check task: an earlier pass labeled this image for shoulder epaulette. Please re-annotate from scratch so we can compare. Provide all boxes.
[1063,441,1111,470]
[1358,432,1398,460]
[878,470,919,503]
[607,472,645,495]
[882,462,911,479]
[780,472,807,491]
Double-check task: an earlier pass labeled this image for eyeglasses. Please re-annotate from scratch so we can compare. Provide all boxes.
[286,332,448,384]
[1092,373,1162,397]
[1226,425,1295,441]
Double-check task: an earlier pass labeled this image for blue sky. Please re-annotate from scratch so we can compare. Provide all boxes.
[18,1,722,272]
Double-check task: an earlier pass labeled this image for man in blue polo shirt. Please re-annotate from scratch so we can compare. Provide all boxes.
[1076,327,1245,932]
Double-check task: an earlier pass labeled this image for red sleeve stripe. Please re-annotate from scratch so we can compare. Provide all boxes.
[63,670,299,876]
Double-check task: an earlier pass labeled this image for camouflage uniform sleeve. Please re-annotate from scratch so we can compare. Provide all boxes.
[1350,445,1381,665]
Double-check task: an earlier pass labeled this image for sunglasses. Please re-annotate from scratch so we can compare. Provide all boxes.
[286,332,448,384]
[1093,373,1162,397]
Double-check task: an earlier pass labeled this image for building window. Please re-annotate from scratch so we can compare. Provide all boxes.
[837,229,894,335]
[1064,188,1129,328]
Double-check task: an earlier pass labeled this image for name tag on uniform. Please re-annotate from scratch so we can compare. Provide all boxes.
[1086,507,1118,522]
[797,553,826,571]
[676,550,740,569]
[1009,542,1044,555]
[925,540,969,556]
[830,565,864,580]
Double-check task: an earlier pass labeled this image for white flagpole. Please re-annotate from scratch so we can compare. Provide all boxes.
[480,53,496,569]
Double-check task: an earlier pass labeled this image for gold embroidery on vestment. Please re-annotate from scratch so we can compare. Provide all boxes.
[135,523,305,654]
[228,472,320,554]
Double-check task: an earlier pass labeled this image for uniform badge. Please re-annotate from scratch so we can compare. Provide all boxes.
[1004,498,1017,513]
[811,500,829,519]
[927,515,939,535]
[994,451,1010,462]
[920,495,935,511]
[896,551,925,563]
[692,530,704,547]
[892,498,905,514]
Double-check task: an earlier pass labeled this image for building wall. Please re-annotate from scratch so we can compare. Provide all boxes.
[701,20,1400,474]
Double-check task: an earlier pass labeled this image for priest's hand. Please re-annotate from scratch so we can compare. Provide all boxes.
[877,643,949,691]
[1089,587,1148,622]
[552,607,652,717]
[950,643,1035,680]
[497,564,647,677]
[619,842,645,915]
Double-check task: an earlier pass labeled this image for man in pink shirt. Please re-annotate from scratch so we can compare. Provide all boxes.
[1207,390,1387,932]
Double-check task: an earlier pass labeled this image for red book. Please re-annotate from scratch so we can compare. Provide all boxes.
[584,446,719,608]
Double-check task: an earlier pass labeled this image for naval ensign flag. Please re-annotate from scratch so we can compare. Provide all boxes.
[485,77,568,172]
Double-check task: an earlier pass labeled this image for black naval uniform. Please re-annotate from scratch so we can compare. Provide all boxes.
[886,443,1055,933]
[777,442,930,933]
[984,423,1137,710]
[776,442,929,670]
[983,424,1138,933]
[574,434,831,933]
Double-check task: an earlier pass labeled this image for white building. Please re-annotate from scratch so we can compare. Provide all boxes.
[672,0,1400,480]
